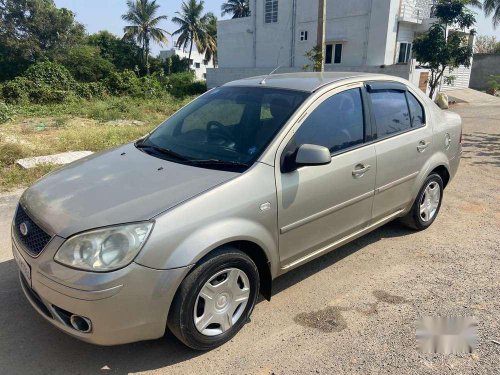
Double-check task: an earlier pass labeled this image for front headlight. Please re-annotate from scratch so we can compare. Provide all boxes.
[54,222,153,272]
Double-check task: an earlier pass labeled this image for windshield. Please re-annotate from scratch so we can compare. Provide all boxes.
[141,86,309,168]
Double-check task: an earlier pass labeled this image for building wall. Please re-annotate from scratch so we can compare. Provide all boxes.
[218,17,255,68]
[159,46,214,80]
[469,54,500,91]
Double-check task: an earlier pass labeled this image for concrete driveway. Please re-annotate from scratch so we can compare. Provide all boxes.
[0,97,498,374]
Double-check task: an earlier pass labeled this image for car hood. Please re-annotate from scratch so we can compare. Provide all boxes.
[20,143,239,238]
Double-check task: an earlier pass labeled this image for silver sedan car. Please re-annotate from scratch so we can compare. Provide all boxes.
[12,73,462,350]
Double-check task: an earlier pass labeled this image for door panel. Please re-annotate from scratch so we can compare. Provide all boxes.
[275,85,376,268]
[369,88,433,220]
[277,146,376,266]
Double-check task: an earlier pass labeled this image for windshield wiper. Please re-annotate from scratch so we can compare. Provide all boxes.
[188,159,250,168]
[135,142,190,161]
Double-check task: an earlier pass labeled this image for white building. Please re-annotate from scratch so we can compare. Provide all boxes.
[160,44,215,80]
[209,0,474,93]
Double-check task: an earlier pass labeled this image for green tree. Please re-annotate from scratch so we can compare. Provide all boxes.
[164,55,191,74]
[221,0,250,18]
[483,0,500,28]
[87,31,143,71]
[413,0,475,98]
[172,0,209,70]
[203,12,218,67]
[0,0,85,80]
[122,0,170,75]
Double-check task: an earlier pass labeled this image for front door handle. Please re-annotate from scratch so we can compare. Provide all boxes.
[352,164,371,178]
[417,140,431,152]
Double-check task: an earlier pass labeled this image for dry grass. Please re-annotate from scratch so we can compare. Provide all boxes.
[0,96,194,192]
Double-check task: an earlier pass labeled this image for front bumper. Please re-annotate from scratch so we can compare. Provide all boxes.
[12,234,191,346]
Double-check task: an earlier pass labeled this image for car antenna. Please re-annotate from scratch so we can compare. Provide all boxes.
[260,65,281,85]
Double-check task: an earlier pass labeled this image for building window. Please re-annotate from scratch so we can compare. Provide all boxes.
[265,0,278,23]
[203,59,208,65]
[325,43,343,64]
[195,62,201,68]
[300,31,308,41]
[397,42,412,63]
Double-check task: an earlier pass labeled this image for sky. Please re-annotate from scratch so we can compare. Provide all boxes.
[54,0,500,56]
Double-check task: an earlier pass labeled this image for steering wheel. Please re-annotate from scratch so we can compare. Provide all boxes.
[207,121,234,145]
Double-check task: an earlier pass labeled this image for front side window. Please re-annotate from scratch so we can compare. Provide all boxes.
[369,90,411,138]
[293,88,365,154]
[144,87,308,167]
[265,0,278,23]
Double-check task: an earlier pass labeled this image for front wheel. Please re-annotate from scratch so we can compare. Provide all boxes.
[168,247,260,350]
[400,173,444,230]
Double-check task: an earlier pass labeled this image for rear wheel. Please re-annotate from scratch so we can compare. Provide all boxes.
[400,173,443,230]
[168,247,259,350]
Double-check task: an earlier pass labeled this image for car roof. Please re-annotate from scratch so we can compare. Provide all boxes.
[222,72,388,92]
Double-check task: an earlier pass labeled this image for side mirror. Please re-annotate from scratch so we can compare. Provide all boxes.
[295,144,331,167]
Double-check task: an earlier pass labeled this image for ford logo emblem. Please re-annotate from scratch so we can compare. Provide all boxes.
[19,222,29,236]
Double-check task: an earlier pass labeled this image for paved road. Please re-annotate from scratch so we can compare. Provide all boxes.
[0,101,498,374]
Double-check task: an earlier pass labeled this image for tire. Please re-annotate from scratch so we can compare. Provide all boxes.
[400,173,444,230]
[168,247,260,350]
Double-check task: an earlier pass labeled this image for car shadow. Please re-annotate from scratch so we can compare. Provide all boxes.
[0,221,412,374]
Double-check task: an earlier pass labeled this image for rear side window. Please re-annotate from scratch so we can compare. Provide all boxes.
[294,88,364,154]
[369,90,411,138]
[406,92,425,128]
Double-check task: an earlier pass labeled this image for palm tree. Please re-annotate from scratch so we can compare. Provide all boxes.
[221,0,250,18]
[483,0,500,28]
[203,13,218,67]
[122,0,170,74]
[172,0,208,71]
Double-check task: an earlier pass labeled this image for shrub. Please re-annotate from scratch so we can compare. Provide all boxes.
[139,75,166,99]
[165,72,206,97]
[23,61,76,91]
[28,85,74,104]
[104,70,142,96]
[55,45,116,82]
[0,102,15,123]
[76,82,108,100]
[0,143,28,166]
[1,77,30,104]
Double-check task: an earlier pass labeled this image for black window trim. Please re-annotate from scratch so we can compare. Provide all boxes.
[364,81,428,142]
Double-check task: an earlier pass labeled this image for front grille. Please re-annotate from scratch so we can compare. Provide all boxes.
[14,205,52,256]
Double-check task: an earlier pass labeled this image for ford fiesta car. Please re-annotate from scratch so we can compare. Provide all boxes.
[12,72,462,350]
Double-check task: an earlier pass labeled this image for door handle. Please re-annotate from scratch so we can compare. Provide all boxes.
[352,164,371,178]
[417,140,431,152]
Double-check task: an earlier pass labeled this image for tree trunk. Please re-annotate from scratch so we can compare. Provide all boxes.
[188,36,194,72]
[145,37,150,75]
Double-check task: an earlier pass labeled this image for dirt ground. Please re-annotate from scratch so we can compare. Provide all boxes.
[0,98,498,374]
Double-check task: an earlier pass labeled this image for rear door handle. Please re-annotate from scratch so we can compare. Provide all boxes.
[417,140,431,152]
[352,164,371,178]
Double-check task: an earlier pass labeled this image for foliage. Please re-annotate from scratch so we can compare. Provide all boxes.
[75,82,108,100]
[413,0,475,98]
[172,0,210,68]
[0,102,15,123]
[0,143,28,166]
[221,0,250,18]
[1,77,30,104]
[304,46,324,72]
[87,31,143,72]
[0,0,85,81]
[122,0,170,74]
[486,74,500,95]
[203,12,218,67]
[23,61,76,90]
[474,35,499,53]
[53,45,116,82]
[483,0,500,28]
[164,55,191,74]
[165,72,206,97]
[105,70,143,97]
